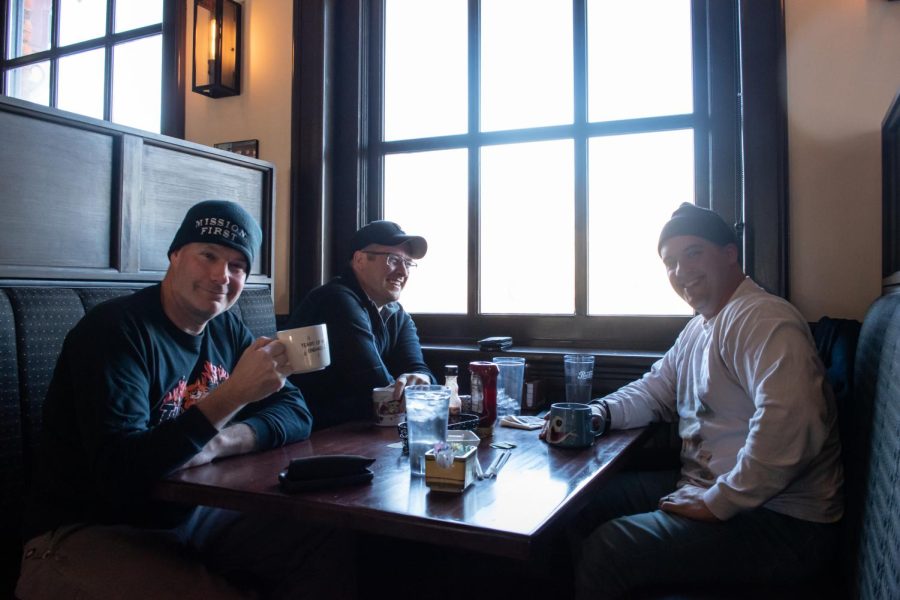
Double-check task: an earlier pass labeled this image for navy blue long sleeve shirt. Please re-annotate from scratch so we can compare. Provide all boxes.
[286,268,435,429]
[24,285,312,540]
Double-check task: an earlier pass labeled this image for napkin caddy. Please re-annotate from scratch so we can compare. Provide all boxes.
[424,430,480,493]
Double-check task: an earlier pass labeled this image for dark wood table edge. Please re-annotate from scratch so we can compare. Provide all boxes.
[155,426,653,562]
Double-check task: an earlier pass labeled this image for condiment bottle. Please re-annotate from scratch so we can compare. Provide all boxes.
[445,365,461,415]
[468,361,500,437]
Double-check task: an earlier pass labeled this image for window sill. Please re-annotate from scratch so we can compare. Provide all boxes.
[421,343,663,363]
[420,344,663,403]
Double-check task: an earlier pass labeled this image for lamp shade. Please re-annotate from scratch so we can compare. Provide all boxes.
[192,0,241,98]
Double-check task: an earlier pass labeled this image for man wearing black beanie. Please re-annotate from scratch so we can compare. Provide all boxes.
[18,201,350,599]
[566,203,843,597]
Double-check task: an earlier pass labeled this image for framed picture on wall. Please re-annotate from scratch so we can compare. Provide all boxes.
[215,139,259,158]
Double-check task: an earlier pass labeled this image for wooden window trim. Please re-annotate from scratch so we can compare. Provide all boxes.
[289,0,788,352]
[0,0,185,138]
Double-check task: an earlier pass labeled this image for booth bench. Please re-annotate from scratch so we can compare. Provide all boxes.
[0,285,278,596]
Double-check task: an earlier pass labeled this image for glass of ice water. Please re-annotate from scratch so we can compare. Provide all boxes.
[404,385,451,476]
[493,357,526,417]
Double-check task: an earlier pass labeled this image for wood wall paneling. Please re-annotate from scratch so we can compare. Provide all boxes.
[0,96,275,286]
[0,111,114,271]
[119,135,144,273]
[139,144,267,275]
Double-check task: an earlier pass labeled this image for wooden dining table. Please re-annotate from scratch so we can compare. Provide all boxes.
[155,420,650,562]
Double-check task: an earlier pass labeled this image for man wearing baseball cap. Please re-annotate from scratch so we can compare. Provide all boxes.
[286,220,435,429]
[18,201,350,598]
[565,203,843,597]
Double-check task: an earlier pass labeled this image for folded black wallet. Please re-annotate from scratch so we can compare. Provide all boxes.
[278,455,375,493]
[478,336,513,351]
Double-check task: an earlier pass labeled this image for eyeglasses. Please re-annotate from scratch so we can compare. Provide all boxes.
[362,251,417,270]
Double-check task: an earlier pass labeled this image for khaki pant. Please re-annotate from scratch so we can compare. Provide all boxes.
[16,508,354,599]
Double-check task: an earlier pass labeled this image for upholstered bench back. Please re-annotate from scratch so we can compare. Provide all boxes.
[0,284,276,596]
[633,306,895,600]
[842,292,900,599]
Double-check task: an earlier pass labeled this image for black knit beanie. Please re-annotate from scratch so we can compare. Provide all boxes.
[168,200,262,266]
[657,203,737,255]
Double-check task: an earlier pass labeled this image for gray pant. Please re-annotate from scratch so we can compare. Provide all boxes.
[16,507,355,599]
[573,469,839,599]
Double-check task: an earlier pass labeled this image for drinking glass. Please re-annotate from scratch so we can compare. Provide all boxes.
[564,354,594,404]
[404,385,451,476]
[492,357,526,417]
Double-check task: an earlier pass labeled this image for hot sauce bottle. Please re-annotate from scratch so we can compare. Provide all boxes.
[445,365,461,416]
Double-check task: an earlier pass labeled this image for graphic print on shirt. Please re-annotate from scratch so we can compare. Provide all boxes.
[157,361,230,423]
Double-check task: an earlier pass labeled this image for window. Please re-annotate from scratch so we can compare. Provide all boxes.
[374,0,704,339]
[1,0,183,135]
[290,0,787,351]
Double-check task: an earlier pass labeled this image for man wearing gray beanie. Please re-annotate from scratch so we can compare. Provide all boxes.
[18,201,351,599]
[563,202,843,597]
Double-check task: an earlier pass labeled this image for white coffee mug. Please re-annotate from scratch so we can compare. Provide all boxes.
[276,324,331,374]
[372,385,404,427]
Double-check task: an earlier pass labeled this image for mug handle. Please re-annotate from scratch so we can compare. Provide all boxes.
[590,410,604,438]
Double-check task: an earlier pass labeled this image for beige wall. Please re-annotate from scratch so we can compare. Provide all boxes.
[786,0,900,321]
[183,1,900,321]
[184,0,294,314]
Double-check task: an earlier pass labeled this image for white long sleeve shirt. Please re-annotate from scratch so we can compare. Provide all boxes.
[603,278,843,523]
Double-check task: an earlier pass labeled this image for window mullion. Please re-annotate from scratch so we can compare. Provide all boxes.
[103,0,115,121]
[362,0,383,228]
[49,0,59,106]
[468,0,480,317]
[573,0,587,318]
[691,0,710,212]
[51,0,60,48]
[705,1,740,230]
[1,2,8,92]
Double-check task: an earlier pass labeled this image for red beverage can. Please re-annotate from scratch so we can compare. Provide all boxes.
[469,361,500,435]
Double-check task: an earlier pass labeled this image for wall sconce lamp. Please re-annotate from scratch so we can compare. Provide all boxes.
[192,0,242,98]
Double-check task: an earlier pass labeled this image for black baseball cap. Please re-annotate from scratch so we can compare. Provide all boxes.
[349,220,427,259]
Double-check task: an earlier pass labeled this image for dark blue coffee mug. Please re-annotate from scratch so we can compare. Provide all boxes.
[546,402,602,448]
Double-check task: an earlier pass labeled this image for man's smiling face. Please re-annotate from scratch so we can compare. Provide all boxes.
[660,235,741,319]
[163,242,248,334]
[351,243,414,309]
